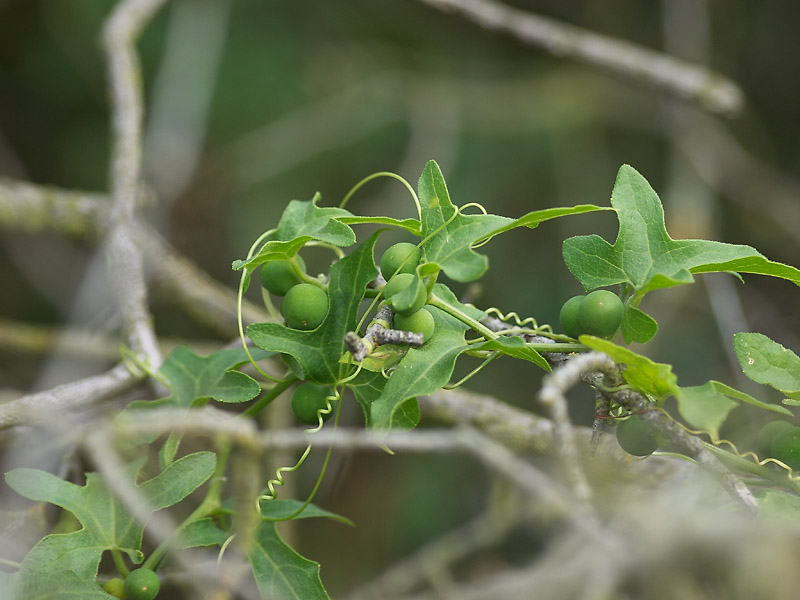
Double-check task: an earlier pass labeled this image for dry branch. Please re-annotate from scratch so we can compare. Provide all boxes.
[416,0,743,115]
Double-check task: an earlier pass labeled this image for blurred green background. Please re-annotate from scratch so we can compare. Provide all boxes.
[2,0,800,595]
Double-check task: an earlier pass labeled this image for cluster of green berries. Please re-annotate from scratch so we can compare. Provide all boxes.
[103,568,160,600]
[559,289,624,339]
[757,421,800,470]
[379,242,435,342]
[259,255,328,330]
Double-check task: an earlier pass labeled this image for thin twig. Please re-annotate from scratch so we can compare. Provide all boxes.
[0,178,270,334]
[0,363,140,431]
[101,0,168,370]
[416,0,743,115]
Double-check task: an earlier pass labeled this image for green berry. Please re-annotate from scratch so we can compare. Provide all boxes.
[259,255,306,296]
[291,383,332,425]
[559,295,585,338]
[757,420,794,457]
[578,289,624,338]
[281,283,328,330]
[770,427,800,470]
[616,414,658,457]
[124,568,159,600]
[103,577,127,599]
[394,306,435,342]
[380,242,422,279]
[383,273,427,316]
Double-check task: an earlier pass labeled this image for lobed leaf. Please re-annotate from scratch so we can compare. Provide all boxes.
[417,160,511,282]
[563,165,800,343]
[248,521,328,600]
[5,452,215,580]
[248,233,380,384]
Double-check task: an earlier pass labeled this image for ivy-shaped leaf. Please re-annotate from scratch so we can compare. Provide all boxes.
[417,161,512,282]
[272,194,356,246]
[563,165,800,343]
[370,304,469,429]
[5,452,215,581]
[128,346,269,412]
[257,499,354,525]
[1,569,118,600]
[247,233,379,384]
[248,522,328,600]
[734,332,800,401]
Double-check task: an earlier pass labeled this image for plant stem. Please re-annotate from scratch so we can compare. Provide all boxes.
[243,375,297,418]
[704,442,800,494]
[427,293,497,340]
[111,548,130,577]
[145,438,233,571]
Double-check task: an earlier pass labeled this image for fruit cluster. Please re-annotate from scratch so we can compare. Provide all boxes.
[559,289,624,340]
[260,256,328,331]
[379,242,435,342]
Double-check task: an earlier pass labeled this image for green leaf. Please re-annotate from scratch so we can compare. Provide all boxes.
[248,521,328,600]
[176,518,230,549]
[130,346,269,411]
[417,160,511,282]
[273,195,356,246]
[620,305,659,344]
[337,215,421,235]
[579,336,679,401]
[706,380,792,416]
[675,382,739,440]
[734,332,800,401]
[754,489,800,520]
[1,569,118,600]
[257,499,354,526]
[473,336,550,372]
[5,452,215,580]
[370,304,469,428]
[477,204,613,241]
[247,233,380,384]
[563,165,800,342]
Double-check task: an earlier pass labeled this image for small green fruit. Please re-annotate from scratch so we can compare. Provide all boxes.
[578,290,623,338]
[393,306,435,342]
[559,295,585,338]
[103,577,127,599]
[770,427,800,470]
[757,420,794,457]
[291,383,332,425]
[383,273,427,316]
[380,242,422,279]
[616,414,658,456]
[280,283,328,330]
[259,255,306,296]
[124,568,160,600]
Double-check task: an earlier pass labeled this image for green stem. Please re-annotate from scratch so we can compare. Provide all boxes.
[145,439,234,571]
[112,548,130,577]
[0,556,21,569]
[427,292,498,340]
[243,375,297,418]
[428,292,589,355]
[703,442,800,493]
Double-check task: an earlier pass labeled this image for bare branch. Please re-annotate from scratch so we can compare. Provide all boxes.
[0,179,270,335]
[101,0,169,369]
[0,363,140,431]
[416,0,743,115]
